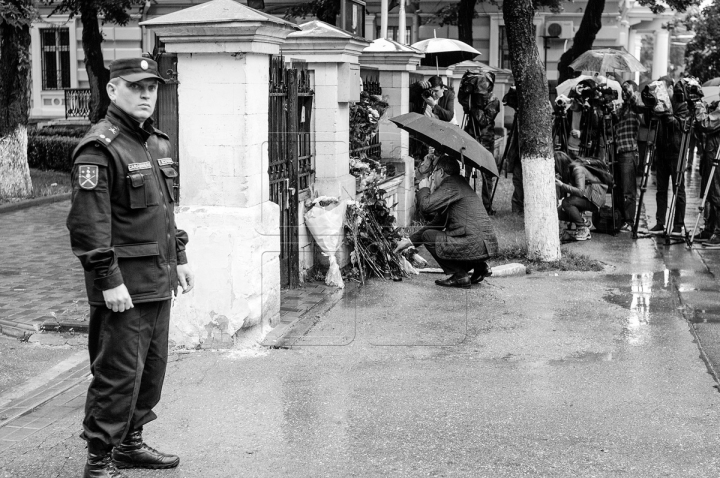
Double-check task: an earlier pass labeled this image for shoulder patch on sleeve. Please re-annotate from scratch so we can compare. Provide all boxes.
[78,165,99,190]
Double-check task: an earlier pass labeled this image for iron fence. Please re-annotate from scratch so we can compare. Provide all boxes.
[64,89,91,119]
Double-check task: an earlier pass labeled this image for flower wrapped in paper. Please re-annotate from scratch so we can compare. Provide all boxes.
[304,197,347,288]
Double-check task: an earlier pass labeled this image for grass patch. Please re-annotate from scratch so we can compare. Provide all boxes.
[0,168,72,205]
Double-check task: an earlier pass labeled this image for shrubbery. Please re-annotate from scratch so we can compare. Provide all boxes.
[27,125,88,172]
[27,132,81,172]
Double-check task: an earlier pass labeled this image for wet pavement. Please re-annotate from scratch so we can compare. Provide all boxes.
[3,171,720,476]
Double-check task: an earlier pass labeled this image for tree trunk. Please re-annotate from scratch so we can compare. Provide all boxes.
[503,0,560,261]
[80,3,111,124]
[557,0,606,84]
[0,2,33,200]
[458,0,477,45]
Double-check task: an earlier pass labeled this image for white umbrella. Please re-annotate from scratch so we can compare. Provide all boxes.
[411,33,480,74]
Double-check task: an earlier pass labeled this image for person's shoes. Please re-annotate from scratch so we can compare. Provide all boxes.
[648,224,665,235]
[470,263,492,284]
[84,452,126,478]
[703,234,720,249]
[695,229,713,242]
[671,226,684,237]
[620,222,633,232]
[435,274,471,289]
[112,429,179,470]
[574,227,591,241]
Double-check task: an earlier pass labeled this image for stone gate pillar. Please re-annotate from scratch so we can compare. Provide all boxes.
[142,0,299,347]
[282,21,370,201]
[360,38,423,160]
[360,38,423,227]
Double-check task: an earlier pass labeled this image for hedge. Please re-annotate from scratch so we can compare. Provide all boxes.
[33,125,89,138]
[27,133,81,172]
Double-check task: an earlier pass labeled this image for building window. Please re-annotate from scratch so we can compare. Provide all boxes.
[40,27,70,90]
[499,25,536,70]
[375,26,411,44]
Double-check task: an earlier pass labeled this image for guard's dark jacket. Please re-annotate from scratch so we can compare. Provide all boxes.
[67,103,188,306]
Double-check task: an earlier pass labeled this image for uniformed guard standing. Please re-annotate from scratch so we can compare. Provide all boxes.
[67,57,194,478]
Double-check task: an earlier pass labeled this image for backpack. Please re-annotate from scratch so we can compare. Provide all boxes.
[579,158,614,188]
[458,70,496,112]
[592,205,622,234]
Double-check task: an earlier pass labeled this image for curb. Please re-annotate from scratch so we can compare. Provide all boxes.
[261,283,355,349]
[0,193,71,215]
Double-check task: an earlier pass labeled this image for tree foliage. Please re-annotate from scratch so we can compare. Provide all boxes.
[685,0,720,82]
[285,0,339,25]
[41,0,144,123]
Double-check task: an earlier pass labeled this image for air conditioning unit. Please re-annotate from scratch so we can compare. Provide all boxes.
[546,21,574,39]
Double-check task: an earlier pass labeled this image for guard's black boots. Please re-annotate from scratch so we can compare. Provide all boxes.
[112,429,180,469]
[83,450,126,478]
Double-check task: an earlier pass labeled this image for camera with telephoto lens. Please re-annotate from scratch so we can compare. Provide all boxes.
[590,84,619,109]
[674,77,703,105]
[554,94,571,112]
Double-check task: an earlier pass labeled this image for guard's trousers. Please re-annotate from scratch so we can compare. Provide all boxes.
[83,300,171,448]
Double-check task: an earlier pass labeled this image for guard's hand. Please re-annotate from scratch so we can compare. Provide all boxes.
[570,129,581,138]
[393,238,413,254]
[555,178,564,187]
[177,264,195,294]
[102,284,134,313]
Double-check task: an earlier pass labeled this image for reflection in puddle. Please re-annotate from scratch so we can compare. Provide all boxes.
[626,272,653,346]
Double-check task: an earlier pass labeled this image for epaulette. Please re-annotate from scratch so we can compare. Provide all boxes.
[73,120,121,159]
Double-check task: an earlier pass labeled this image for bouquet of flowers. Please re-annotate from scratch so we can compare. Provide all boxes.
[304,197,347,288]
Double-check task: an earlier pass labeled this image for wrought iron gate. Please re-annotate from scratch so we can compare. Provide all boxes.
[152,49,180,202]
[269,56,314,288]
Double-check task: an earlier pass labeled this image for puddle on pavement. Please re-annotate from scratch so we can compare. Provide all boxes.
[549,351,613,365]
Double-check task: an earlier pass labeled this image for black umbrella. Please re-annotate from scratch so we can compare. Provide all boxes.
[389,112,498,177]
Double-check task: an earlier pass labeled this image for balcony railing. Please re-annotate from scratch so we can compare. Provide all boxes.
[64,88,91,119]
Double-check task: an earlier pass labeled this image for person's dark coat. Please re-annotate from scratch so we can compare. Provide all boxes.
[656,96,689,156]
[411,174,498,260]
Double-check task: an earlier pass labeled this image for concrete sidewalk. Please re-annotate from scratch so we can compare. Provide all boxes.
[3,174,720,476]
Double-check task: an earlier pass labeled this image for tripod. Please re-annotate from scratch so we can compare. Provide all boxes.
[460,112,480,191]
[489,116,518,208]
[600,105,617,233]
[632,116,660,239]
[663,112,696,245]
[552,110,568,153]
[688,147,720,246]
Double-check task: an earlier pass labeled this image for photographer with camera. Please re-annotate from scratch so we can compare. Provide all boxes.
[555,151,607,242]
[410,76,456,123]
[459,71,500,214]
[565,79,603,160]
[612,80,642,231]
[694,100,720,247]
[648,76,690,235]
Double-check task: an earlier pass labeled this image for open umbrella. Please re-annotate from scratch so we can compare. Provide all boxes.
[411,35,480,72]
[389,112,498,177]
[555,75,622,98]
[569,48,646,74]
[704,78,720,87]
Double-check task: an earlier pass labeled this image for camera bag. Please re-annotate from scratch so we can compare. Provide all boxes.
[592,205,622,234]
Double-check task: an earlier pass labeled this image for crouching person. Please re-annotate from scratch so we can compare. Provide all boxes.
[394,156,499,288]
[555,151,607,242]
[66,57,194,478]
